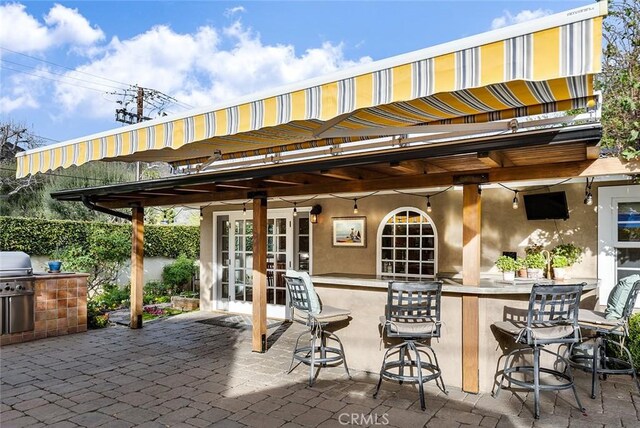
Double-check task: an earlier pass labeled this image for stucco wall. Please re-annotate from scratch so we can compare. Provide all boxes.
[199,181,628,305]
[311,182,600,278]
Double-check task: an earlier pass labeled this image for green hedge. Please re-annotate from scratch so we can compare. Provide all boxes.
[0,217,199,258]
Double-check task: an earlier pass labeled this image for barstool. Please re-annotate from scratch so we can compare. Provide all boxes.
[493,283,585,419]
[373,281,447,411]
[284,274,351,386]
[570,279,640,398]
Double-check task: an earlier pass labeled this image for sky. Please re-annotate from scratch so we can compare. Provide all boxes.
[0,0,592,146]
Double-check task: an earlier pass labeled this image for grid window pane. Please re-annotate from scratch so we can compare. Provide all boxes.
[618,203,640,242]
[380,208,436,279]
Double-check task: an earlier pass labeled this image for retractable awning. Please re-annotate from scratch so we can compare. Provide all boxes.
[15,1,606,178]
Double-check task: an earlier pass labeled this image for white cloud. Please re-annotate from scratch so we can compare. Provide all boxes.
[52,20,371,119]
[0,69,45,113]
[224,6,246,17]
[491,9,553,30]
[0,3,104,53]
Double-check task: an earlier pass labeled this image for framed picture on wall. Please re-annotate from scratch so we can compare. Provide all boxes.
[332,217,366,247]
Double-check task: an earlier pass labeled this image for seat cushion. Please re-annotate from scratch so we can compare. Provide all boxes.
[315,305,350,322]
[286,270,321,314]
[579,309,624,331]
[605,274,640,320]
[494,320,575,341]
[380,315,438,335]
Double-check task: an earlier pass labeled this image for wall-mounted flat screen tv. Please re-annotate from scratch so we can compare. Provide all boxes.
[523,191,569,220]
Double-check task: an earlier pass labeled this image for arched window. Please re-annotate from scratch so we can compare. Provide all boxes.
[377,207,438,278]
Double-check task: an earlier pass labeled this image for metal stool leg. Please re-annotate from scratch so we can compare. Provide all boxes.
[373,345,397,399]
[591,337,600,399]
[533,346,541,419]
[411,342,426,411]
[309,328,317,387]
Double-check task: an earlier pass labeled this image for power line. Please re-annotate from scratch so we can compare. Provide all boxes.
[1,46,194,109]
[1,59,127,91]
[0,46,131,87]
[0,65,108,94]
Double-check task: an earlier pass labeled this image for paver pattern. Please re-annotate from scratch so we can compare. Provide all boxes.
[1,311,639,427]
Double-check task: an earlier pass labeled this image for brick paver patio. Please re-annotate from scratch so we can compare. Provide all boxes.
[1,311,639,427]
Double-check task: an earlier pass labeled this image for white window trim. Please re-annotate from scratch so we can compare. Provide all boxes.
[376,206,438,277]
[597,184,640,304]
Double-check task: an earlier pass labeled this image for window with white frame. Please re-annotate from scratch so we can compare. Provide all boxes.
[377,207,437,278]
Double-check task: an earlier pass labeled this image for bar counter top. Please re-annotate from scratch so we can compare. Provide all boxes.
[311,273,598,295]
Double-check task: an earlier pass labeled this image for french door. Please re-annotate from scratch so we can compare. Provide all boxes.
[217,210,296,319]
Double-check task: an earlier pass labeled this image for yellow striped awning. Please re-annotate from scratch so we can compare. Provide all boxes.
[16,2,607,178]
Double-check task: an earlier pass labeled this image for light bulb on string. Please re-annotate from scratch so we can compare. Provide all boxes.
[242,203,247,215]
[585,193,593,206]
[512,191,519,210]
[353,199,359,214]
[293,202,298,217]
[199,208,203,221]
[426,196,432,213]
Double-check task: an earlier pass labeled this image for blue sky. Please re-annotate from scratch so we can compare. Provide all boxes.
[0,1,590,145]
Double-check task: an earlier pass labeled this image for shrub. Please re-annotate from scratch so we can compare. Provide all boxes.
[0,216,199,259]
[94,284,130,311]
[87,300,109,329]
[552,254,570,268]
[628,312,640,371]
[144,280,172,305]
[162,255,197,294]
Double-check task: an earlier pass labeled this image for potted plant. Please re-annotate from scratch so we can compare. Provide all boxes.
[551,243,583,277]
[513,257,526,278]
[495,256,519,281]
[524,252,546,279]
[551,254,570,280]
[47,247,64,273]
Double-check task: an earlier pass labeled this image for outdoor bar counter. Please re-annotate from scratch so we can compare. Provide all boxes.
[310,273,598,393]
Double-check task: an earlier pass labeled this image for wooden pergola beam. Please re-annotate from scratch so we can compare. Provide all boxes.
[252,196,268,353]
[96,157,639,209]
[477,151,503,168]
[130,206,144,329]
[461,184,481,393]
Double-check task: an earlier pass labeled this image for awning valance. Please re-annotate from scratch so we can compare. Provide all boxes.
[16,1,606,178]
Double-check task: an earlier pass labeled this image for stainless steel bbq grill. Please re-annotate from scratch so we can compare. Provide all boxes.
[0,251,35,335]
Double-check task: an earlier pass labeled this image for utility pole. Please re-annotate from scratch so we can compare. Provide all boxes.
[136,87,144,181]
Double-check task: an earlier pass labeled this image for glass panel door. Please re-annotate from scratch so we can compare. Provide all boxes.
[221,210,294,319]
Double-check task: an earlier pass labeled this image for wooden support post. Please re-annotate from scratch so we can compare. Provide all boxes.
[252,196,268,352]
[462,184,480,393]
[130,206,144,329]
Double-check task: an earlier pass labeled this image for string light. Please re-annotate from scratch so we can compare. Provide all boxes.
[199,208,203,221]
[353,199,359,214]
[293,202,298,217]
[426,196,432,213]
[242,203,247,215]
[512,191,519,209]
[584,177,594,206]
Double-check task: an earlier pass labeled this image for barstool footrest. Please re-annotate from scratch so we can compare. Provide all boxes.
[503,366,575,391]
[380,359,442,384]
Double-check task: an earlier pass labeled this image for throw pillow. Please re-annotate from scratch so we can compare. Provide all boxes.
[605,274,640,320]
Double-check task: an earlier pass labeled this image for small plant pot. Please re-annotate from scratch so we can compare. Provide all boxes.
[47,260,62,273]
[527,268,543,279]
[553,267,566,280]
[502,271,516,281]
[517,268,528,278]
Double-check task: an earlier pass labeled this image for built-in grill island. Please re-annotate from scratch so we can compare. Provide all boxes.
[0,251,89,346]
